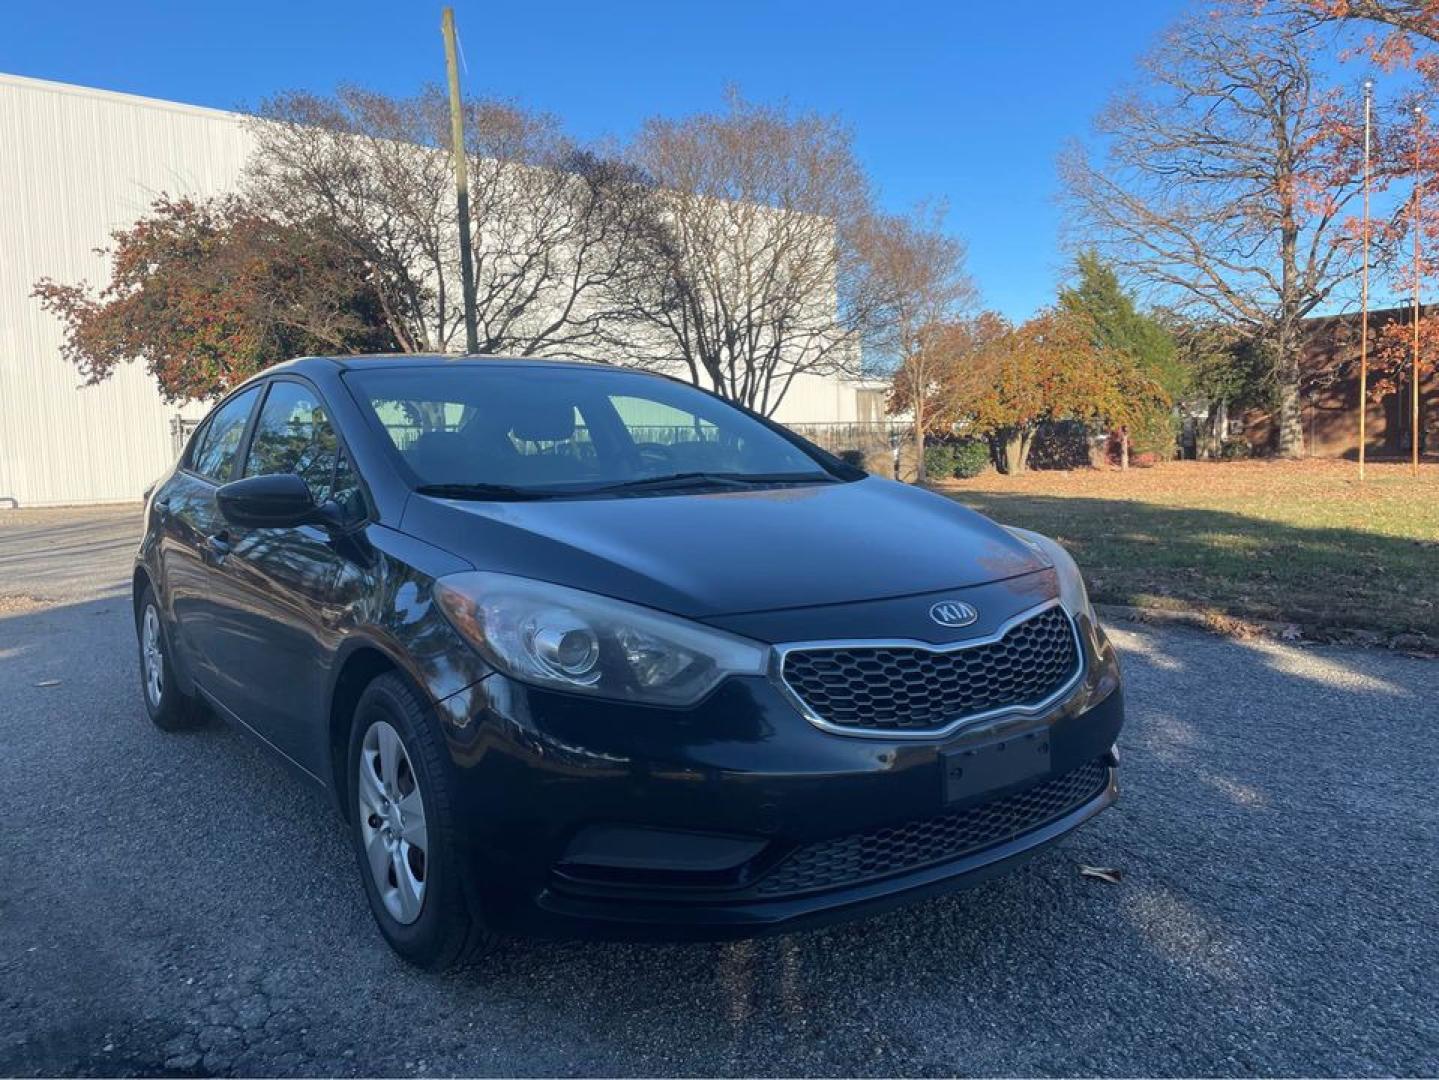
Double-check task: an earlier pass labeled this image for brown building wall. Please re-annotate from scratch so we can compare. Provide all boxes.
[1242,307,1438,458]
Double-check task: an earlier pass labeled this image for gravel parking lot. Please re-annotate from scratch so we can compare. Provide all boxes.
[1,506,1435,1076]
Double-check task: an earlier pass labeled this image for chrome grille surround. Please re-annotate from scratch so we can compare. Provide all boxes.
[772,599,1084,739]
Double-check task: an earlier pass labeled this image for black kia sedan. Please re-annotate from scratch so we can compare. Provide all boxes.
[134,355,1123,969]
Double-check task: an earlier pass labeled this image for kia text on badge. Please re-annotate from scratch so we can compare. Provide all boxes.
[929,600,979,628]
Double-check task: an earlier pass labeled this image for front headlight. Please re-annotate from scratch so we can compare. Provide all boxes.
[433,571,768,707]
[1005,527,1095,621]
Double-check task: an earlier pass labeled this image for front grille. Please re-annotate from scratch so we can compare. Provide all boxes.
[754,758,1110,896]
[781,605,1080,733]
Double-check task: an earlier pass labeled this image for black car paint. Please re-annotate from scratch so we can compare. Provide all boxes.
[398,478,1047,619]
[136,355,1123,940]
[141,367,492,789]
[432,614,1121,941]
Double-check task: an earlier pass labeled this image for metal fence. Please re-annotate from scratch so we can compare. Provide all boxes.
[784,422,908,454]
[171,416,201,460]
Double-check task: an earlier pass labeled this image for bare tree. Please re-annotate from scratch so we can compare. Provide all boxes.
[247,89,451,352]
[619,93,882,415]
[1061,7,1368,455]
[462,118,656,359]
[861,204,975,481]
[247,86,649,359]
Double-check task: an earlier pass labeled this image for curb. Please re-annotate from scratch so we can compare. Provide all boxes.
[1094,603,1435,657]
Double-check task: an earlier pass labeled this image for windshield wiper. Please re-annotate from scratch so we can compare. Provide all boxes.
[414,482,554,502]
[595,471,838,494]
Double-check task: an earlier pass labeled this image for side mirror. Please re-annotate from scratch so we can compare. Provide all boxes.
[216,473,319,529]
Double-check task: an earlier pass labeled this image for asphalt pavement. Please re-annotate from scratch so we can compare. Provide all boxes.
[0,506,1435,1076]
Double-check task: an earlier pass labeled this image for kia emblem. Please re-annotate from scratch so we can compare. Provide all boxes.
[929,600,979,628]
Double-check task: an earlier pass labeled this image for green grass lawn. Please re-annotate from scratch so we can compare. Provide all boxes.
[938,459,1439,641]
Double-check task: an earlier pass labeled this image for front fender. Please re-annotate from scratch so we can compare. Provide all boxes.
[332,524,493,708]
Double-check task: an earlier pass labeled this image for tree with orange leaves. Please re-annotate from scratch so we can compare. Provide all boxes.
[940,308,1170,474]
[1280,1,1439,456]
[1371,310,1439,397]
[887,310,1004,453]
[1288,3,1439,55]
[32,196,396,403]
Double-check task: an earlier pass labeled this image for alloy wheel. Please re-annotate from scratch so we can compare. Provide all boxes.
[141,605,164,708]
[357,720,429,924]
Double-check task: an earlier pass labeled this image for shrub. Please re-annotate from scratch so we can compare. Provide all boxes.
[1219,436,1252,461]
[837,447,897,476]
[1105,408,1180,467]
[1030,420,1094,470]
[1128,408,1180,460]
[952,440,990,478]
[923,442,959,480]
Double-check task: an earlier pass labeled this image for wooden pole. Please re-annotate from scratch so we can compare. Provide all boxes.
[1359,81,1372,482]
[442,7,480,355]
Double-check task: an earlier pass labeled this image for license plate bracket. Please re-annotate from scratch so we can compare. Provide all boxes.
[942,727,1051,804]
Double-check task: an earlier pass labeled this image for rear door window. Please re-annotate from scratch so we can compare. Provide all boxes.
[190,387,261,483]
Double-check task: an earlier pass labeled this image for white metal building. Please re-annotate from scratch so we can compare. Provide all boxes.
[0,73,885,507]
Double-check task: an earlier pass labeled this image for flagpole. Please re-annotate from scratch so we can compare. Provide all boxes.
[1414,105,1424,477]
[1360,80,1373,482]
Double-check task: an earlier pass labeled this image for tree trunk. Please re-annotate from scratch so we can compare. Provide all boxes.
[1210,397,1229,457]
[1275,184,1304,457]
[1120,426,1130,470]
[913,419,926,484]
[1274,365,1304,457]
[995,428,1029,475]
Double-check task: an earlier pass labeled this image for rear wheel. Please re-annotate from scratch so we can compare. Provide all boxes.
[136,585,202,731]
[346,673,494,969]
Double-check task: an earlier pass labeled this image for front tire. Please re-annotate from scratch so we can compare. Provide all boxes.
[136,585,202,731]
[346,673,494,970]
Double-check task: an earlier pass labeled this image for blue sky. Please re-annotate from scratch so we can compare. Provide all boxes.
[4,0,1190,320]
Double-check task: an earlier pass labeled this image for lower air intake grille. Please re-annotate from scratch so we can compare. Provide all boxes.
[754,758,1110,896]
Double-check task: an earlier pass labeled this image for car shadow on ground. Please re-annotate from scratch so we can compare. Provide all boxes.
[2,591,1435,1075]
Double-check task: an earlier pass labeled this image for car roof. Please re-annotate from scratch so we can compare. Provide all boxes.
[270,353,628,377]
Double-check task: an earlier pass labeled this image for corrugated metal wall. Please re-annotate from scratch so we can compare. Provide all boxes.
[0,73,871,507]
[0,74,253,506]
[769,370,872,423]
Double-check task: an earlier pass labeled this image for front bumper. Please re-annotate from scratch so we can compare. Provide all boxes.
[432,612,1124,941]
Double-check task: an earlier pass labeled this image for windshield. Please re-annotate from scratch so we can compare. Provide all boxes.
[344,364,844,497]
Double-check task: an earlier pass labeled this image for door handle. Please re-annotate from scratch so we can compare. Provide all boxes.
[203,532,232,563]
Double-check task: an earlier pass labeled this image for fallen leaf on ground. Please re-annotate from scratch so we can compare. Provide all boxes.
[34,679,61,688]
[1079,865,1123,884]
[0,595,53,614]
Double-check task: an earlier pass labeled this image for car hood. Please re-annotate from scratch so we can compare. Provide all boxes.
[400,476,1048,619]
